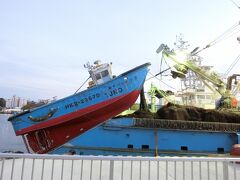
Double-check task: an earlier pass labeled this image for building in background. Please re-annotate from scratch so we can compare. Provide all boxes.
[5,95,27,109]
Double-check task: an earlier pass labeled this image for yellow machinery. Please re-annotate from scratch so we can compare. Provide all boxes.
[156,44,238,110]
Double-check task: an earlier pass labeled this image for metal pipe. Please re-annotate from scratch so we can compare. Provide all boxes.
[51,160,55,180]
[223,162,229,180]
[10,158,15,180]
[215,161,218,180]
[109,160,114,180]
[20,158,25,180]
[41,159,45,180]
[31,159,35,180]
[0,159,4,180]
[80,160,83,180]
[199,161,202,180]
[174,161,176,180]
[139,160,142,180]
[207,161,210,180]
[166,161,168,180]
[121,160,123,180]
[61,160,64,180]
[130,160,133,180]
[70,160,74,180]
[191,161,193,180]
[148,160,150,180]
[234,162,237,180]
[90,160,93,180]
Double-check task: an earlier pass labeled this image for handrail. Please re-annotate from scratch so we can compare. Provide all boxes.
[0,153,239,161]
[1,153,239,180]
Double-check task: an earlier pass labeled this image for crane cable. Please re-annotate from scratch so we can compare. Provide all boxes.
[208,22,240,46]
[224,53,240,76]
[148,72,178,91]
[146,56,171,82]
[194,21,240,55]
[229,0,240,9]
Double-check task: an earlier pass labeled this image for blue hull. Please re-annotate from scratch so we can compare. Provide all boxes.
[8,63,150,153]
[52,117,239,156]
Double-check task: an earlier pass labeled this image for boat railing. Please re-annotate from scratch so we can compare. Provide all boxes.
[0,153,239,180]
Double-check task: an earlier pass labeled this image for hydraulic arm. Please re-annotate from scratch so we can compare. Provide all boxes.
[156,44,238,109]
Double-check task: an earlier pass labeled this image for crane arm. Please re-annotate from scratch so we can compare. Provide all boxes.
[148,83,175,112]
[158,44,226,96]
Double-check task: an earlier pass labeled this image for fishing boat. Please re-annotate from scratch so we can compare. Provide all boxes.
[8,61,150,154]
[52,41,240,157]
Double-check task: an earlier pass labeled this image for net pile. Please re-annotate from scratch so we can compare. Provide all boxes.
[120,103,240,132]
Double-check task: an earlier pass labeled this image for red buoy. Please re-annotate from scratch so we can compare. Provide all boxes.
[231,98,238,108]
[230,144,240,156]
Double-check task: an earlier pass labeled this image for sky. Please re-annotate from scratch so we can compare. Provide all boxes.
[0,0,240,100]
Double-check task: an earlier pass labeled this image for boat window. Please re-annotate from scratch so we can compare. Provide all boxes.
[197,95,205,99]
[96,73,101,80]
[189,95,195,100]
[217,147,224,153]
[142,145,149,150]
[128,144,133,149]
[206,95,211,99]
[181,146,188,151]
[101,70,109,77]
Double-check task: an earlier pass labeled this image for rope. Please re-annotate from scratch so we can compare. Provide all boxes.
[193,21,240,55]
[146,68,171,81]
[229,0,240,9]
[224,53,240,76]
[149,72,178,91]
[74,76,90,94]
[208,22,240,46]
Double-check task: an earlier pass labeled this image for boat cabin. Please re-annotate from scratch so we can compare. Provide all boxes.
[85,60,113,87]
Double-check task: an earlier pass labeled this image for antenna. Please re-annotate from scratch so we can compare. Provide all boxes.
[174,34,189,50]
[84,62,91,70]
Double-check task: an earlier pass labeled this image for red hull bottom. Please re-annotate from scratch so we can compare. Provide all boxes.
[24,90,140,153]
